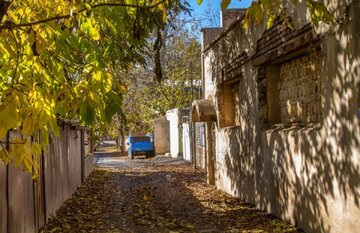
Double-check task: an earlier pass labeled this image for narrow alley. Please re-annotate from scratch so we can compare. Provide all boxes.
[41,153,302,233]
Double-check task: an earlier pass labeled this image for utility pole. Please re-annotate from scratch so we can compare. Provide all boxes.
[190,61,194,101]
[189,61,196,169]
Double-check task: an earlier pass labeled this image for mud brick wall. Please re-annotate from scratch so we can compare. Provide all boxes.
[221,9,246,28]
[257,66,267,126]
[233,82,241,126]
[279,50,323,123]
[256,18,293,57]
[216,85,224,128]
[217,81,241,128]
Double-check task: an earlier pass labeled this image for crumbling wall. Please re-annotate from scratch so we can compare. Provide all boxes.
[279,51,323,123]
[195,123,206,169]
[202,1,360,232]
[221,9,246,28]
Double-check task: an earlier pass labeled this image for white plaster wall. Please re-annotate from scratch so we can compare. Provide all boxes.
[182,123,191,161]
[203,50,217,100]
[154,116,170,155]
[166,109,179,158]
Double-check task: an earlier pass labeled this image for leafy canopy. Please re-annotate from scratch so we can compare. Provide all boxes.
[0,0,184,175]
[199,0,334,28]
[122,12,201,134]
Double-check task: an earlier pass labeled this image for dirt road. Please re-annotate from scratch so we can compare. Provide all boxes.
[41,154,302,233]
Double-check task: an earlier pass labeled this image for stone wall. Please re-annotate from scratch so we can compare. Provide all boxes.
[201,1,360,232]
[195,123,206,169]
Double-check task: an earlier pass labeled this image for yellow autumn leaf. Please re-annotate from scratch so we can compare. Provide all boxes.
[89,27,100,41]
[0,95,20,139]
[64,19,72,28]
[38,109,49,127]
[119,84,127,94]
[162,7,167,22]
[92,70,102,81]
[103,72,112,93]
[39,127,49,149]
[22,114,36,136]
[48,115,60,137]
[31,142,42,156]
[221,0,231,9]
[28,31,36,44]
[24,44,33,56]
[0,149,9,164]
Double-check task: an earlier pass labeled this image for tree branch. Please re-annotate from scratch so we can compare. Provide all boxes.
[0,1,166,30]
[0,0,11,23]
[157,82,173,107]
[153,28,163,82]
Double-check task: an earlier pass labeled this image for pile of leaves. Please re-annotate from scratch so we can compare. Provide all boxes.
[41,163,303,232]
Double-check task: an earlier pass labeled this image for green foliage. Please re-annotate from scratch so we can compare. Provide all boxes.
[91,114,122,146]
[0,0,185,174]
[217,0,334,28]
[221,0,231,10]
[306,0,335,26]
[123,23,201,134]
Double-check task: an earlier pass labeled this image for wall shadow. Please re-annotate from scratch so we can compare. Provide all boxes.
[202,1,360,233]
[42,167,303,232]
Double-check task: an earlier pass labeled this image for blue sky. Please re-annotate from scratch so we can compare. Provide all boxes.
[187,0,253,27]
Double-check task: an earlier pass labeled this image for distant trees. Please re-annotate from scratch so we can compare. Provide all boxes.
[122,13,201,134]
[0,0,188,173]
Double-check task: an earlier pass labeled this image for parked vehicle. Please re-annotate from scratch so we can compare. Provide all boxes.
[127,135,154,159]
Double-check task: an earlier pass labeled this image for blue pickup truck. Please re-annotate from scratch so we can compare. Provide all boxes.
[127,135,154,160]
